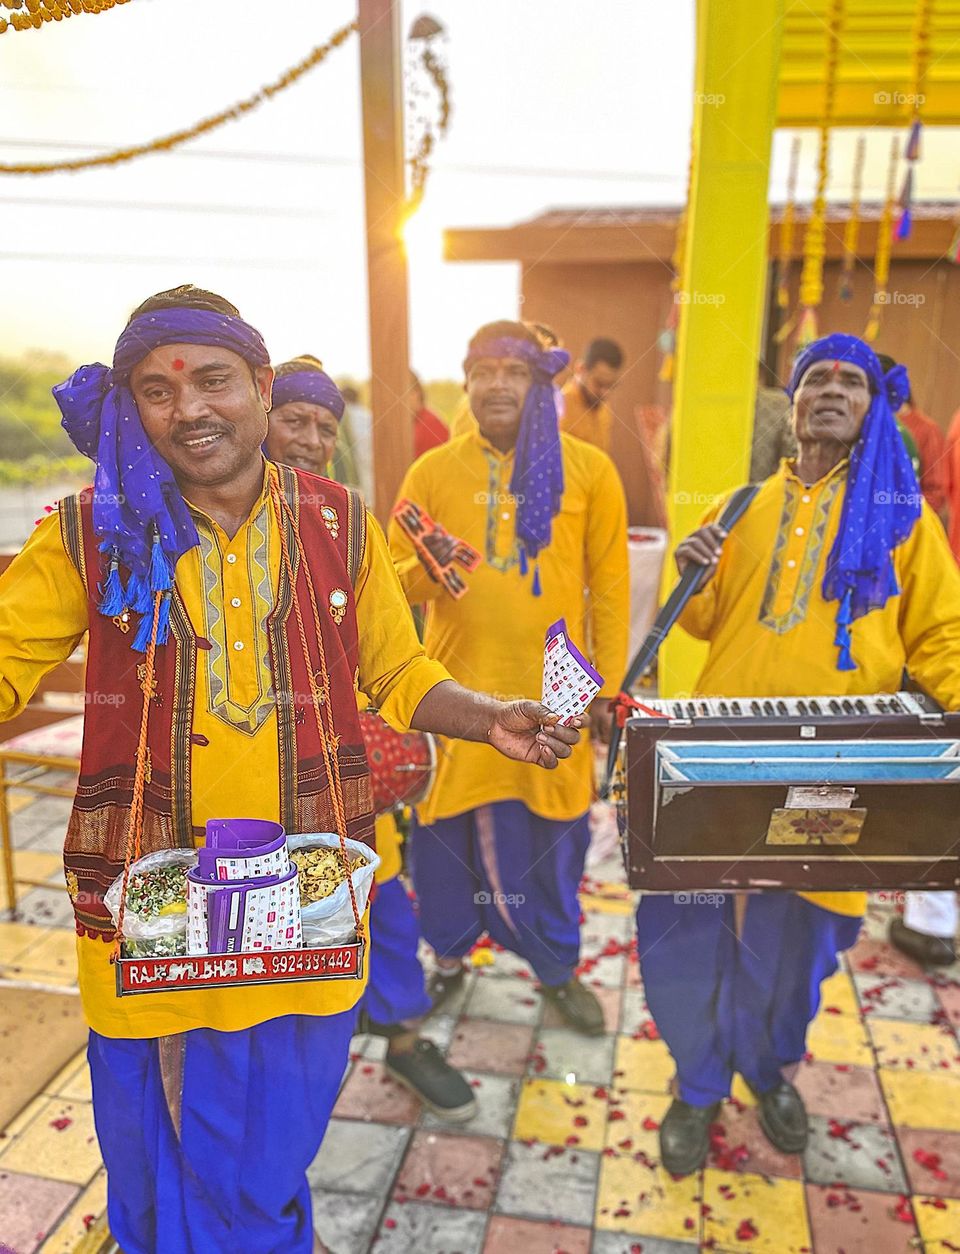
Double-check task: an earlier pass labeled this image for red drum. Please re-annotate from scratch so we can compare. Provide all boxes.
[359,711,437,814]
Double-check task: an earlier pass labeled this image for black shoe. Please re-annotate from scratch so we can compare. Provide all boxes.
[889,917,956,967]
[541,977,605,1036]
[659,1097,720,1176]
[426,965,466,1011]
[750,1079,808,1153]
[385,1038,477,1122]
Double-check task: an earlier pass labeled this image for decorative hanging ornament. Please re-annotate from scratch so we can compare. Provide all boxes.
[796,0,845,348]
[895,0,932,241]
[865,136,900,342]
[838,135,866,302]
[404,14,452,217]
[658,135,695,384]
[773,135,803,345]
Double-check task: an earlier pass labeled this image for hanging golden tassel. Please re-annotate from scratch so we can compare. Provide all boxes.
[773,136,803,344]
[796,0,844,348]
[838,135,866,302]
[659,136,695,383]
[864,136,900,343]
[895,0,931,240]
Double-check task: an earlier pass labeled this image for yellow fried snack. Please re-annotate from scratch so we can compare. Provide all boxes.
[291,846,367,906]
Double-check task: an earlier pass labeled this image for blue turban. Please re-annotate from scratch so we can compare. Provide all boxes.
[786,333,920,671]
[271,369,345,420]
[463,335,570,595]
[53,307,271,651]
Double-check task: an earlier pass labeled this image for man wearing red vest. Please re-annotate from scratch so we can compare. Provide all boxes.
[0,286,581,1254]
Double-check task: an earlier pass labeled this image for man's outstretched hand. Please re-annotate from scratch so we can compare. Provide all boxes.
[487,699,583,769]
[411,682,583,769]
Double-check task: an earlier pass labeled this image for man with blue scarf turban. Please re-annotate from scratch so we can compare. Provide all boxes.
[0,287,584,1253]
[636,332,960,1176]
[266,354,478,1123]
[388,320,630,1037]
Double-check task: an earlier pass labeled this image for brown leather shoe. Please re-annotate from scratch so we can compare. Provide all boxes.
[540,977,605,1035]
[889,917,956,967]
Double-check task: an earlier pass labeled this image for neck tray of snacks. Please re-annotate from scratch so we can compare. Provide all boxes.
[108,819,379,995]
[107,487,379,995]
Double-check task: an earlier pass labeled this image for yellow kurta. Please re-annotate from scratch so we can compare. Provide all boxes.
[388,431,629,824]
[0,463,449,1038]
[679,458,960,917]
[559,381,614,454]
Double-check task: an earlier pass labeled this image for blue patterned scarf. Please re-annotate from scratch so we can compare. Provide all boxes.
[464,336,569,595]
[53,307,271,650]
[271,369,345,419]
[786,333,919,670]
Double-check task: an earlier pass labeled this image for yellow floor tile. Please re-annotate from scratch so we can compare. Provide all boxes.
[879,1069,960,1131]
[12,928,79,981]
[513,1079,607,1151]
[914,1195,960,1249]
[603,1090,672,1152]
[579,893,634,918]
[1,1092,48,1139]
[13,850,64,883]
[614,1034,675,1094]
[818,969,859,1016]
[702,1169,811,1252]
[0,1096,101,1185]
[595,1154,700,1239]
[46,1051,92,1103]
[868,1018,960,1073]
[39,1170,108,1254]
[806,1007,873,1066]
[0,920,45,965]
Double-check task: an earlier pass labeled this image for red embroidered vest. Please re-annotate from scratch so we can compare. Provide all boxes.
[58,464,374,940]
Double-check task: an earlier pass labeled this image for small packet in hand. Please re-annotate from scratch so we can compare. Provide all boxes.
[542,618,603,727]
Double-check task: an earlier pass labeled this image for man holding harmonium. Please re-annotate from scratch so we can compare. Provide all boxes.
[637,333,960,1175]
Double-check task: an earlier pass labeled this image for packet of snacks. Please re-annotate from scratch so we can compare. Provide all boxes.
[104,849,197,958]
[288,833,379,946]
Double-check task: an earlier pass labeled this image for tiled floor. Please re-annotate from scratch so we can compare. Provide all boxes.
[1,786,960,1253]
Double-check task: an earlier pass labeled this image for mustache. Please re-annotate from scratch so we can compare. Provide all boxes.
[173,423,231,443]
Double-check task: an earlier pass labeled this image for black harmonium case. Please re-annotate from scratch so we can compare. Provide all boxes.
[616,691,960,892]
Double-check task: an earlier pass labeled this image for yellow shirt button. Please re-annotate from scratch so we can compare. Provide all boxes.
[787,559,797,569]
[231,597,241,608]
[226,554,238,565]
[795,526,804,537]
[233,641,244,651]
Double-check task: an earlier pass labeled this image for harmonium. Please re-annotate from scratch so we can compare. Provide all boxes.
[614,691,960,892]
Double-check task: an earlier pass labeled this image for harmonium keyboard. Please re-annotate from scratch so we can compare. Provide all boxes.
[614,691,960,892]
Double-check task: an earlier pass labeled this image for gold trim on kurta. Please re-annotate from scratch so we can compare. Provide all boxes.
[758,475,843,634]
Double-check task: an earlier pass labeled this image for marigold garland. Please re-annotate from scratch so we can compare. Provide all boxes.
[0,18,358,172]
[865,136,900,342]
[838,134,866,301]
[796,0,845,348]
[405,16,452,216]
[0,0,131,36]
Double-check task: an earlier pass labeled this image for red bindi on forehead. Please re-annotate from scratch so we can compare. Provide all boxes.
[171,358,185,372]
[831,360,842,375]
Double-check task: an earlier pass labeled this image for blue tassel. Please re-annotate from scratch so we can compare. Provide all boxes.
[124,572,151,615]
[837,635,857,671]
[155,592,172,646]
[98,553,125,616]
[532,563,542,597]
[519,547,528,577]
[895,206,912,241]
[836,587,853,626]
[149,532,173,594]
[132,606,154,653]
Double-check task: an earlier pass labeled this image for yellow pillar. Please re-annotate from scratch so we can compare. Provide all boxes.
[659,0,785,696]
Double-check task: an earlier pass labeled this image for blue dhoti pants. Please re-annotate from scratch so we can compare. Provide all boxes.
[88,1010,355,1254]
[410,801,591,987]
[636,893,862,1106]
[362,875,432,1027]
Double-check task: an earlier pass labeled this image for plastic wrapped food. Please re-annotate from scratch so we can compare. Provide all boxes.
[288,834,379,946]
[104,849,197,957]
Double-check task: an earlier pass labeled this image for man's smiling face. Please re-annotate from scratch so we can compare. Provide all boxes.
[130,344,273,492]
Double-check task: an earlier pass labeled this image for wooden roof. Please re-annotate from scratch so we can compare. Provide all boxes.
[444,201,959,266]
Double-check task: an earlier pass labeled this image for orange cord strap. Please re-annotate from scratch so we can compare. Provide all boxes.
[269,480,363,937]
[110,590,163,961]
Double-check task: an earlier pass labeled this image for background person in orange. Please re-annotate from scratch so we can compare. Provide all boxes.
[558,337,624,454]
[878,353,949,525]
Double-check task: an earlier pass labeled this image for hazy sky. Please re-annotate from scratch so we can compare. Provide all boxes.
[5,0,958,379]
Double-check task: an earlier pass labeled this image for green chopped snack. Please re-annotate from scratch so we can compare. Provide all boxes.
[126,863,188,919]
